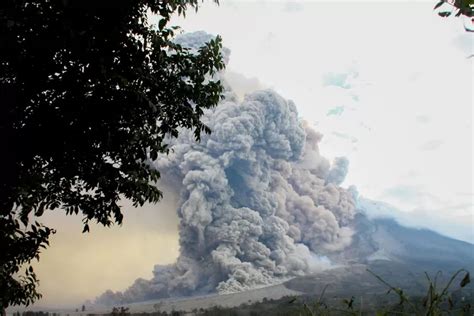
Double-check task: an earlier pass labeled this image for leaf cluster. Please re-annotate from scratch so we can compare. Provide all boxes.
[434,0,474,31]
[0,0,224,308]
[0,216,54,308]
[366,268,471,315]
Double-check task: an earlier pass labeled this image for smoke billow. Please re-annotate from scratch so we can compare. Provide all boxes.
[96,32,356,305]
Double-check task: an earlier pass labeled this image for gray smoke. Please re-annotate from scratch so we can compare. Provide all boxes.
[96,32,356,305]
[326,157,349,186]
[173,30,231,65]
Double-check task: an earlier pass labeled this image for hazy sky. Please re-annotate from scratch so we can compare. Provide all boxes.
[31,188,180,307]
[30,0,472,308]
[171,0,473,240]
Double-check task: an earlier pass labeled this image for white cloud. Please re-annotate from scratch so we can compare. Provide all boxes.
[170,0,473,237]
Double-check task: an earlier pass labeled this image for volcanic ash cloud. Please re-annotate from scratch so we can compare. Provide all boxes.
[96,33,356,305]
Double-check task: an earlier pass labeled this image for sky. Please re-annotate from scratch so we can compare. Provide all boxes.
[170,0,473,241]
[28,0,473,308]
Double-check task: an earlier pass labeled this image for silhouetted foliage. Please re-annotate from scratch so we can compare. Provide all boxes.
[0,0,224,309]
[434,0,473,31]
[110,307,130,316]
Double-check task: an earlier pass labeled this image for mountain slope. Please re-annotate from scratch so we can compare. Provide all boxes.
[286,212,474,300]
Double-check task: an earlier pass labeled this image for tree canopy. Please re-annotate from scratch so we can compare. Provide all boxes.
[0,0,224,308]
[434,0,474,31]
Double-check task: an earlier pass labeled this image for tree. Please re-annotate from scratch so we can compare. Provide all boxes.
[0,0,224,310]
[434,0,474,31]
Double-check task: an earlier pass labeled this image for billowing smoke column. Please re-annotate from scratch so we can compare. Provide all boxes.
[96,32,356,304]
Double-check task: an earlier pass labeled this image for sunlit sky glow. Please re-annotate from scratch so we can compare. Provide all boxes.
[29,0,472,308]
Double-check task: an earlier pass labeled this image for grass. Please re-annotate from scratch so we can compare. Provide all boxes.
[287,268,472,316]
[12,269,472,316]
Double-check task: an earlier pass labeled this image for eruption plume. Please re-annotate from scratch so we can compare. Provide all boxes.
[96,32,356,305]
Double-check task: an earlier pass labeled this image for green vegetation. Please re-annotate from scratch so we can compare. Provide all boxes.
[0,0,224,310]
[434,0,474,31]
[294,269,472,315]
[13,269,471,315]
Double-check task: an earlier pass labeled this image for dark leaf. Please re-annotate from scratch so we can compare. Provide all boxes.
[438,11,452,17]
[434,0,445,10]
[82,224,90,233]
[158,18,167,31]
[448,295,454,309]
[460,272,470,287]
